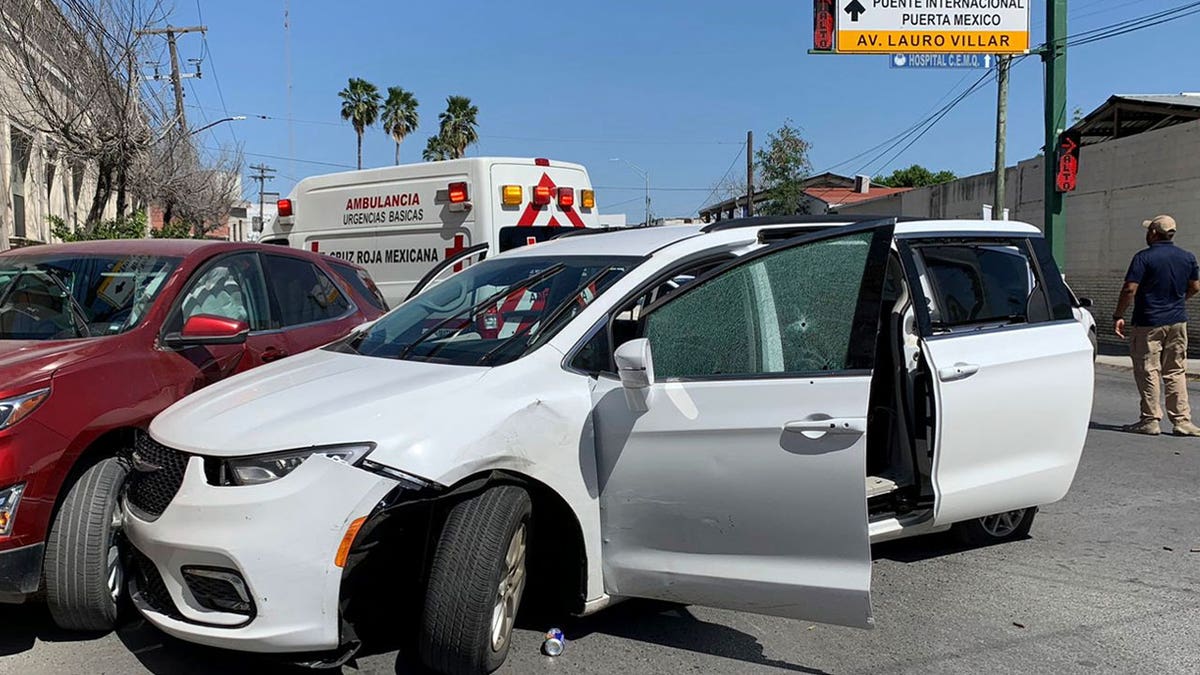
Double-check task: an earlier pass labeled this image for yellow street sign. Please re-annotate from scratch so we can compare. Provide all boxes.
[834,0,1030,55]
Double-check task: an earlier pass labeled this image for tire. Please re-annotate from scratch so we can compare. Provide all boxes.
[44,457,129,631]
[953,506,1037,547]
[419,485,533,675]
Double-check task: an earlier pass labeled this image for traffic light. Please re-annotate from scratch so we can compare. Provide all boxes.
[813,0,834,51]
[1055,130,1081,193]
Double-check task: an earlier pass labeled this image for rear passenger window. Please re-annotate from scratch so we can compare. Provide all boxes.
[263,255,351,326]
[330,262,388,311]
[917,242,1050,330]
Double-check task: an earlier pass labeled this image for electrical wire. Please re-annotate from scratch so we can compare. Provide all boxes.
[693,142,746,212]
[193,0,238,146]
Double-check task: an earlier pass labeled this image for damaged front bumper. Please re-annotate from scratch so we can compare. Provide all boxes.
[122,452,405,654]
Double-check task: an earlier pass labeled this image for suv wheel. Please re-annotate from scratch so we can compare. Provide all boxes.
[419,485,532,675]
[44,457,129,631]
[954,507,1037,546]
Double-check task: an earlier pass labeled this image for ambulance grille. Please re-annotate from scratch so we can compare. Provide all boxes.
[126,435,189,519]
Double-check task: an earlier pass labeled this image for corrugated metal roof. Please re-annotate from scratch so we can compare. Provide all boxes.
[1071,94,1200,146]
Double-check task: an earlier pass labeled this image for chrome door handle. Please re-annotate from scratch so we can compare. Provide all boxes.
[784,418,867,434]
[937,362,979,382]
[262,348,290,362]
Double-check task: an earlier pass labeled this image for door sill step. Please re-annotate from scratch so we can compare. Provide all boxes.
[866,475,900,499]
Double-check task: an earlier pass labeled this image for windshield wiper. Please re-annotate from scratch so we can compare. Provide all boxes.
[396,263,566,361]
[476,266,618,366]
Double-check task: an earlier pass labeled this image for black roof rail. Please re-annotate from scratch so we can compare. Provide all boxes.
[700,214,916,233]
[550,226,629,240]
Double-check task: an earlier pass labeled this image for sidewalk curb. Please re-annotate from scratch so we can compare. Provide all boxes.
[1095,359,1200,382]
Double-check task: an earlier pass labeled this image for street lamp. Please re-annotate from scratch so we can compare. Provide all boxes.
[189,115,247,136]
[610,158,650,227]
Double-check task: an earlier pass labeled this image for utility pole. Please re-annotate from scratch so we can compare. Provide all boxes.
[249,163,276,233]
[1043,0,1067,265]
[136,25,206,134]
[993,56,1010,219]
[745,130,754,217]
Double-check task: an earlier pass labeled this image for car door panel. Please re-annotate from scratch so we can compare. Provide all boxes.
[593,221,895,628]
[923,322,1093,525]
[592,375,876,626]
[904,237,1095,526]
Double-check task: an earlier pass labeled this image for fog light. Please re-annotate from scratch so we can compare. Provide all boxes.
[0,484,25,536]
[182,566,254,615]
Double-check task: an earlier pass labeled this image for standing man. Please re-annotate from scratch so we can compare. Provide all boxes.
[1114,215,1200,436]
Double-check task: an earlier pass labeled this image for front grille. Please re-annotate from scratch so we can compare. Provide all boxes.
[182,567,255,617]
[129,547,182,620]
[126,435,188,518]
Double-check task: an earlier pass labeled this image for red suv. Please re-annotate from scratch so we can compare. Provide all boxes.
[0,239,386,630]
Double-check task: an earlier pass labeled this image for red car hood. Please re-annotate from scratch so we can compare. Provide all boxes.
[0,338,117,395]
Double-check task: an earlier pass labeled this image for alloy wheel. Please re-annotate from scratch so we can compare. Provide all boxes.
[979,509,1025,538]
[490,523,528,652]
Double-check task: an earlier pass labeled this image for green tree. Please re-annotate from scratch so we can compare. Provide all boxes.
[437,95,479,159]
[755,120,813,216]
[422,135,453,162]
[873,164,957,188]
[381,86,420,165]
[338,77,382,170]
[49,211,147,242]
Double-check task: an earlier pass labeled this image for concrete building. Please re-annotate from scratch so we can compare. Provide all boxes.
[837,93,1200,354]
[0,9,116,249]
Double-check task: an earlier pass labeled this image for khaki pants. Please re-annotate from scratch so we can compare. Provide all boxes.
[1130,322,1191,424]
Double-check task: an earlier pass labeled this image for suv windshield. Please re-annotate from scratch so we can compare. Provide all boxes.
[0,253,180,340]
[343,255,638,366]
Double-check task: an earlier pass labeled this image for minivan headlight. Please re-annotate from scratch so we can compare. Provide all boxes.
[225,444,374,486]
[0,388,50,431]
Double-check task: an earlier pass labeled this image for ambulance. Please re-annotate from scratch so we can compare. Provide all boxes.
[263,157,601,305]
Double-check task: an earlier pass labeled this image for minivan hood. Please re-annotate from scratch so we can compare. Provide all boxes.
[0,338,114,394]
[150,348,489,457]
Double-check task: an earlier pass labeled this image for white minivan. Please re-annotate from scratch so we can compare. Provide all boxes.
[263,157,601,307]
[122,217,1094,674]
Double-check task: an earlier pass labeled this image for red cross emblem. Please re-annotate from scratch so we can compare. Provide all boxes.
[444,234,468,272]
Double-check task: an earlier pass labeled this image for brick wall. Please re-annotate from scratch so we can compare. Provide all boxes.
[840,119,1200,355]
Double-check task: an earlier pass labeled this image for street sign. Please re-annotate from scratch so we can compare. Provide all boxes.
[889,53,994,69]
[835,0,1030,55]
[1055,129,1081,193]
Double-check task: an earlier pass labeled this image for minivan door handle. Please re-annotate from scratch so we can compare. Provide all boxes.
[937,362,979,382]
[784,418,867,435]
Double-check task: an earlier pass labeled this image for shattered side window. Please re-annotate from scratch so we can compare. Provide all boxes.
[645,231,873,379]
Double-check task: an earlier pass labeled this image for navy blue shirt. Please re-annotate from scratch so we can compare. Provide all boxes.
[1125,241,1199,326]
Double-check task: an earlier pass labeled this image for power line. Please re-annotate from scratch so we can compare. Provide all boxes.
[203,147,355,169]
[194,0,238,146]
[1064,1,1200,47]
[694,142,747,212]
[597,185,716,192]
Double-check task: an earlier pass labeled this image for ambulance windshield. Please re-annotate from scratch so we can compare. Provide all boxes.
[342,255,637,366]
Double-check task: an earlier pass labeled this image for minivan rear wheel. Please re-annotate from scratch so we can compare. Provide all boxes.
[954,507,1037,546]
[419,485,532,675]
[44,457,129,631]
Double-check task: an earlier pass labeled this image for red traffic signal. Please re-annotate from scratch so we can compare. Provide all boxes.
[814,0,835,51]
[1055,130,1081,193]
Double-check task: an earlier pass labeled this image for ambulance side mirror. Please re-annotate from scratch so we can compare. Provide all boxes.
[614,338,655,390]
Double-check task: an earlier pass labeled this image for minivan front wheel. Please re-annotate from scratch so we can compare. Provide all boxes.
[44,457,130,631]
[420,485,533,675]
[954,507,1037,546]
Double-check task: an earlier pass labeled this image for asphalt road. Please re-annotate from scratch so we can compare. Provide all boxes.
[2,366,1198,674]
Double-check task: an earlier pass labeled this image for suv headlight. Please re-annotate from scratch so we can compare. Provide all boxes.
[0,388,50,431]
[225,443,374,485]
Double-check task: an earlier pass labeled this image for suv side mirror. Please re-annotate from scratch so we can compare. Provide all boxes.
[1077,297,1094,309]
[614,338,655,389]
[165,314,249,348]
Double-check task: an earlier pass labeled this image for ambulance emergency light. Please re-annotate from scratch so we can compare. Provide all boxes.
[557,187,574,207]
[502,185,523,206]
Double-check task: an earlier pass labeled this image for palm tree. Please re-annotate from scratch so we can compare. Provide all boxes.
[437,95,479,159]
[338,77,381,169]
[381,86,419,165]
[422,135,452,162]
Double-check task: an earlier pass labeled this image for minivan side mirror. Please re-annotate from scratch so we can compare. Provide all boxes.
[614,338,655,389]
[1077,297,1094,309]
[165,314,250,348]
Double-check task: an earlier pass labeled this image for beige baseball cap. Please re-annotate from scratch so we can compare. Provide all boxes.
[1143,214,1178,234]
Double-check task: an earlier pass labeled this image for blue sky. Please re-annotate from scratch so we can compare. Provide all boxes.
[173,0,1200,218]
